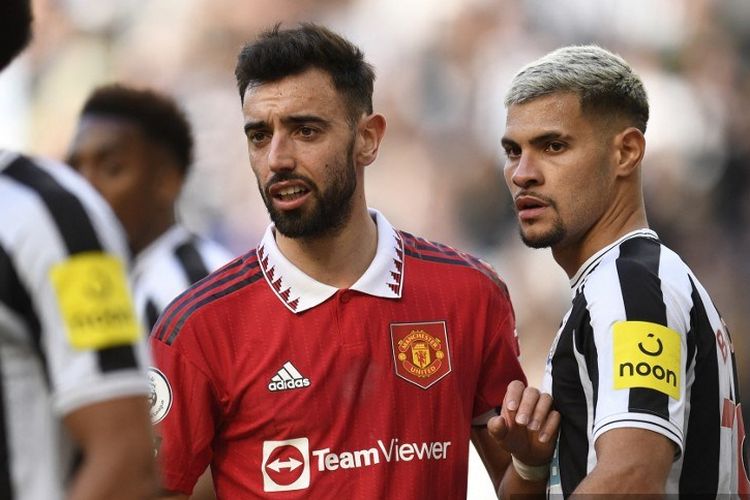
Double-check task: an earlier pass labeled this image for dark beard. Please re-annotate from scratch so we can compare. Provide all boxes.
[519,219,566,249]
[261,138,357,239]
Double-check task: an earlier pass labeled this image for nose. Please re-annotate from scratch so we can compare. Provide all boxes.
[508,152,542,189]
[267,133,295,173]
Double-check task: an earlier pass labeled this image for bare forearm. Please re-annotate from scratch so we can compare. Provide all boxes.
[572,465,665,497]
[64,396,157,500]
[570,428,674,498]
[498,466,548,499]
[157,494,188,500]
[67,452,156,500]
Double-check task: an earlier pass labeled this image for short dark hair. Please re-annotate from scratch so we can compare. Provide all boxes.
[80,84,194,174]
[0,0,33,72]
[235,23,375,122]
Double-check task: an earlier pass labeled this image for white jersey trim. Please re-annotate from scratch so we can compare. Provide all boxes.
[257,209,404,313]
[569,228,658,294]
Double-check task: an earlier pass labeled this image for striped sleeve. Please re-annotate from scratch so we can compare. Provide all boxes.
[0,155,149,415]
[587,238,688,453]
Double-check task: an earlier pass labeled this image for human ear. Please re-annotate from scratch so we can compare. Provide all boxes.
[614,127,645,178]
[356,113,386,167]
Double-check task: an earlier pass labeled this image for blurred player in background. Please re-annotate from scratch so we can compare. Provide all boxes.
[0,1,156,498]
[67,84,234,332]
[495,44,750,496]
[67,84,234,500]
[149,23,557,499]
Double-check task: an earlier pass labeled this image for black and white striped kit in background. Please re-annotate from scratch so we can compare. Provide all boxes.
[0,151,149,500]
[132,224,233,333]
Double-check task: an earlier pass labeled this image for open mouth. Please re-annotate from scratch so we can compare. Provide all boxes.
[268,181,312,210]
[275,185,310,201]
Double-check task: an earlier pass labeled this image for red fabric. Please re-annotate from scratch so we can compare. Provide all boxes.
[151,243,525,498]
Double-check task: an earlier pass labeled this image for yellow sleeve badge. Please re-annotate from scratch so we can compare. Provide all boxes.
[613,321,682,400]
[50,252,140,350]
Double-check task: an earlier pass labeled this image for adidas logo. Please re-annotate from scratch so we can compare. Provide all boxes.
[268,361,311,392]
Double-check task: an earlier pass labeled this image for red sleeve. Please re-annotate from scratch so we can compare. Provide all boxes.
[151,334,218,495]
[471,283,527,423]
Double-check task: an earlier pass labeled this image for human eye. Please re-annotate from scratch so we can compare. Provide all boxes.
[248,130,269,146]
[545,141,566,153]
[503,144,521,159]
[296,125,319,139]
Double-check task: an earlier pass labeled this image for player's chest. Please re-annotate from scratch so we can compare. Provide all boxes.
[219,294,485,433]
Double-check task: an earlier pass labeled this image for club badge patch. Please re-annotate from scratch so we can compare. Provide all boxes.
[148,368,173,424]
[390,321,451,389]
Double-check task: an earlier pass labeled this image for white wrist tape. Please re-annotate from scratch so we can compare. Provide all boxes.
[511,455,550,482]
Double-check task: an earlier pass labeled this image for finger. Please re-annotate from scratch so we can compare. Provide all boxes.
[528,393,554,432]
[487,414,509,441]
[514,386,540,426]
[538,410,561,444]
[503,380,527,413]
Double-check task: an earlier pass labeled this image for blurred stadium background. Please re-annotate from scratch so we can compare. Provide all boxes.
[1,0,748,497]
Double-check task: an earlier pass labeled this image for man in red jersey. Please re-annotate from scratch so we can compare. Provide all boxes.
[151,23,557,499]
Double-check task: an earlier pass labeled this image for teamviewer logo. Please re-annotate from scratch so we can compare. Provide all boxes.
[262,438,310,492]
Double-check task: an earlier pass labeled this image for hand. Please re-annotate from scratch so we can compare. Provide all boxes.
[487,380,560,466]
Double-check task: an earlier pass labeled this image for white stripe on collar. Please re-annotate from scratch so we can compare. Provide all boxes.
[257,208,404,313]
[569,228,658,294]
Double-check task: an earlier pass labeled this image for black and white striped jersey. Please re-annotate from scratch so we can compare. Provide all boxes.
[132,224,232,332]
[0,150,150,500]
[543,228,749,497]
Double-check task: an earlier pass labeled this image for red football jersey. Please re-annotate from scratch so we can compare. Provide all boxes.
[150,210,525,498]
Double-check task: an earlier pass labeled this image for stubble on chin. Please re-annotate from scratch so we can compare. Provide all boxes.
[518,219,566,249]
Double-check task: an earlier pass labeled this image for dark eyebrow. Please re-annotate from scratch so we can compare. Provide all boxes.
[501,131,569,149]
[282,115,329,126]
[243,115,330,134]
[244,120,267,134]
[500,137,518,149]
[528,132,568,147]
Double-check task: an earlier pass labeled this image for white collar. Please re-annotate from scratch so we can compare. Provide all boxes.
[257,208,404,313]
[569,228,658,294]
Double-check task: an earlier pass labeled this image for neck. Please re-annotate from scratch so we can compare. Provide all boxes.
[132,212,176,257]
[553,201,648,279]
[275,205,378,289]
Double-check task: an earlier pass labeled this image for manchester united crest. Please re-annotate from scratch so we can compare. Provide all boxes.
[390,321,451,389]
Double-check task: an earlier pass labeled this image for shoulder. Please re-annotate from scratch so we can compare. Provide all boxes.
[189,234,236,270]
[584,236,696,323]
[150,249,263,347]
[164,226,235,272]
[0,152,127,259]
[587,236,691,293]
[399,230,509,298]
[3,153,116,222]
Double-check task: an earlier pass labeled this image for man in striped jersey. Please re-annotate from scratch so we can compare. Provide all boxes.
[67,85,234,333]
[497,45,750,496]
[0,1,156,498]
[67,84,233,500]
[149,23,558,499]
